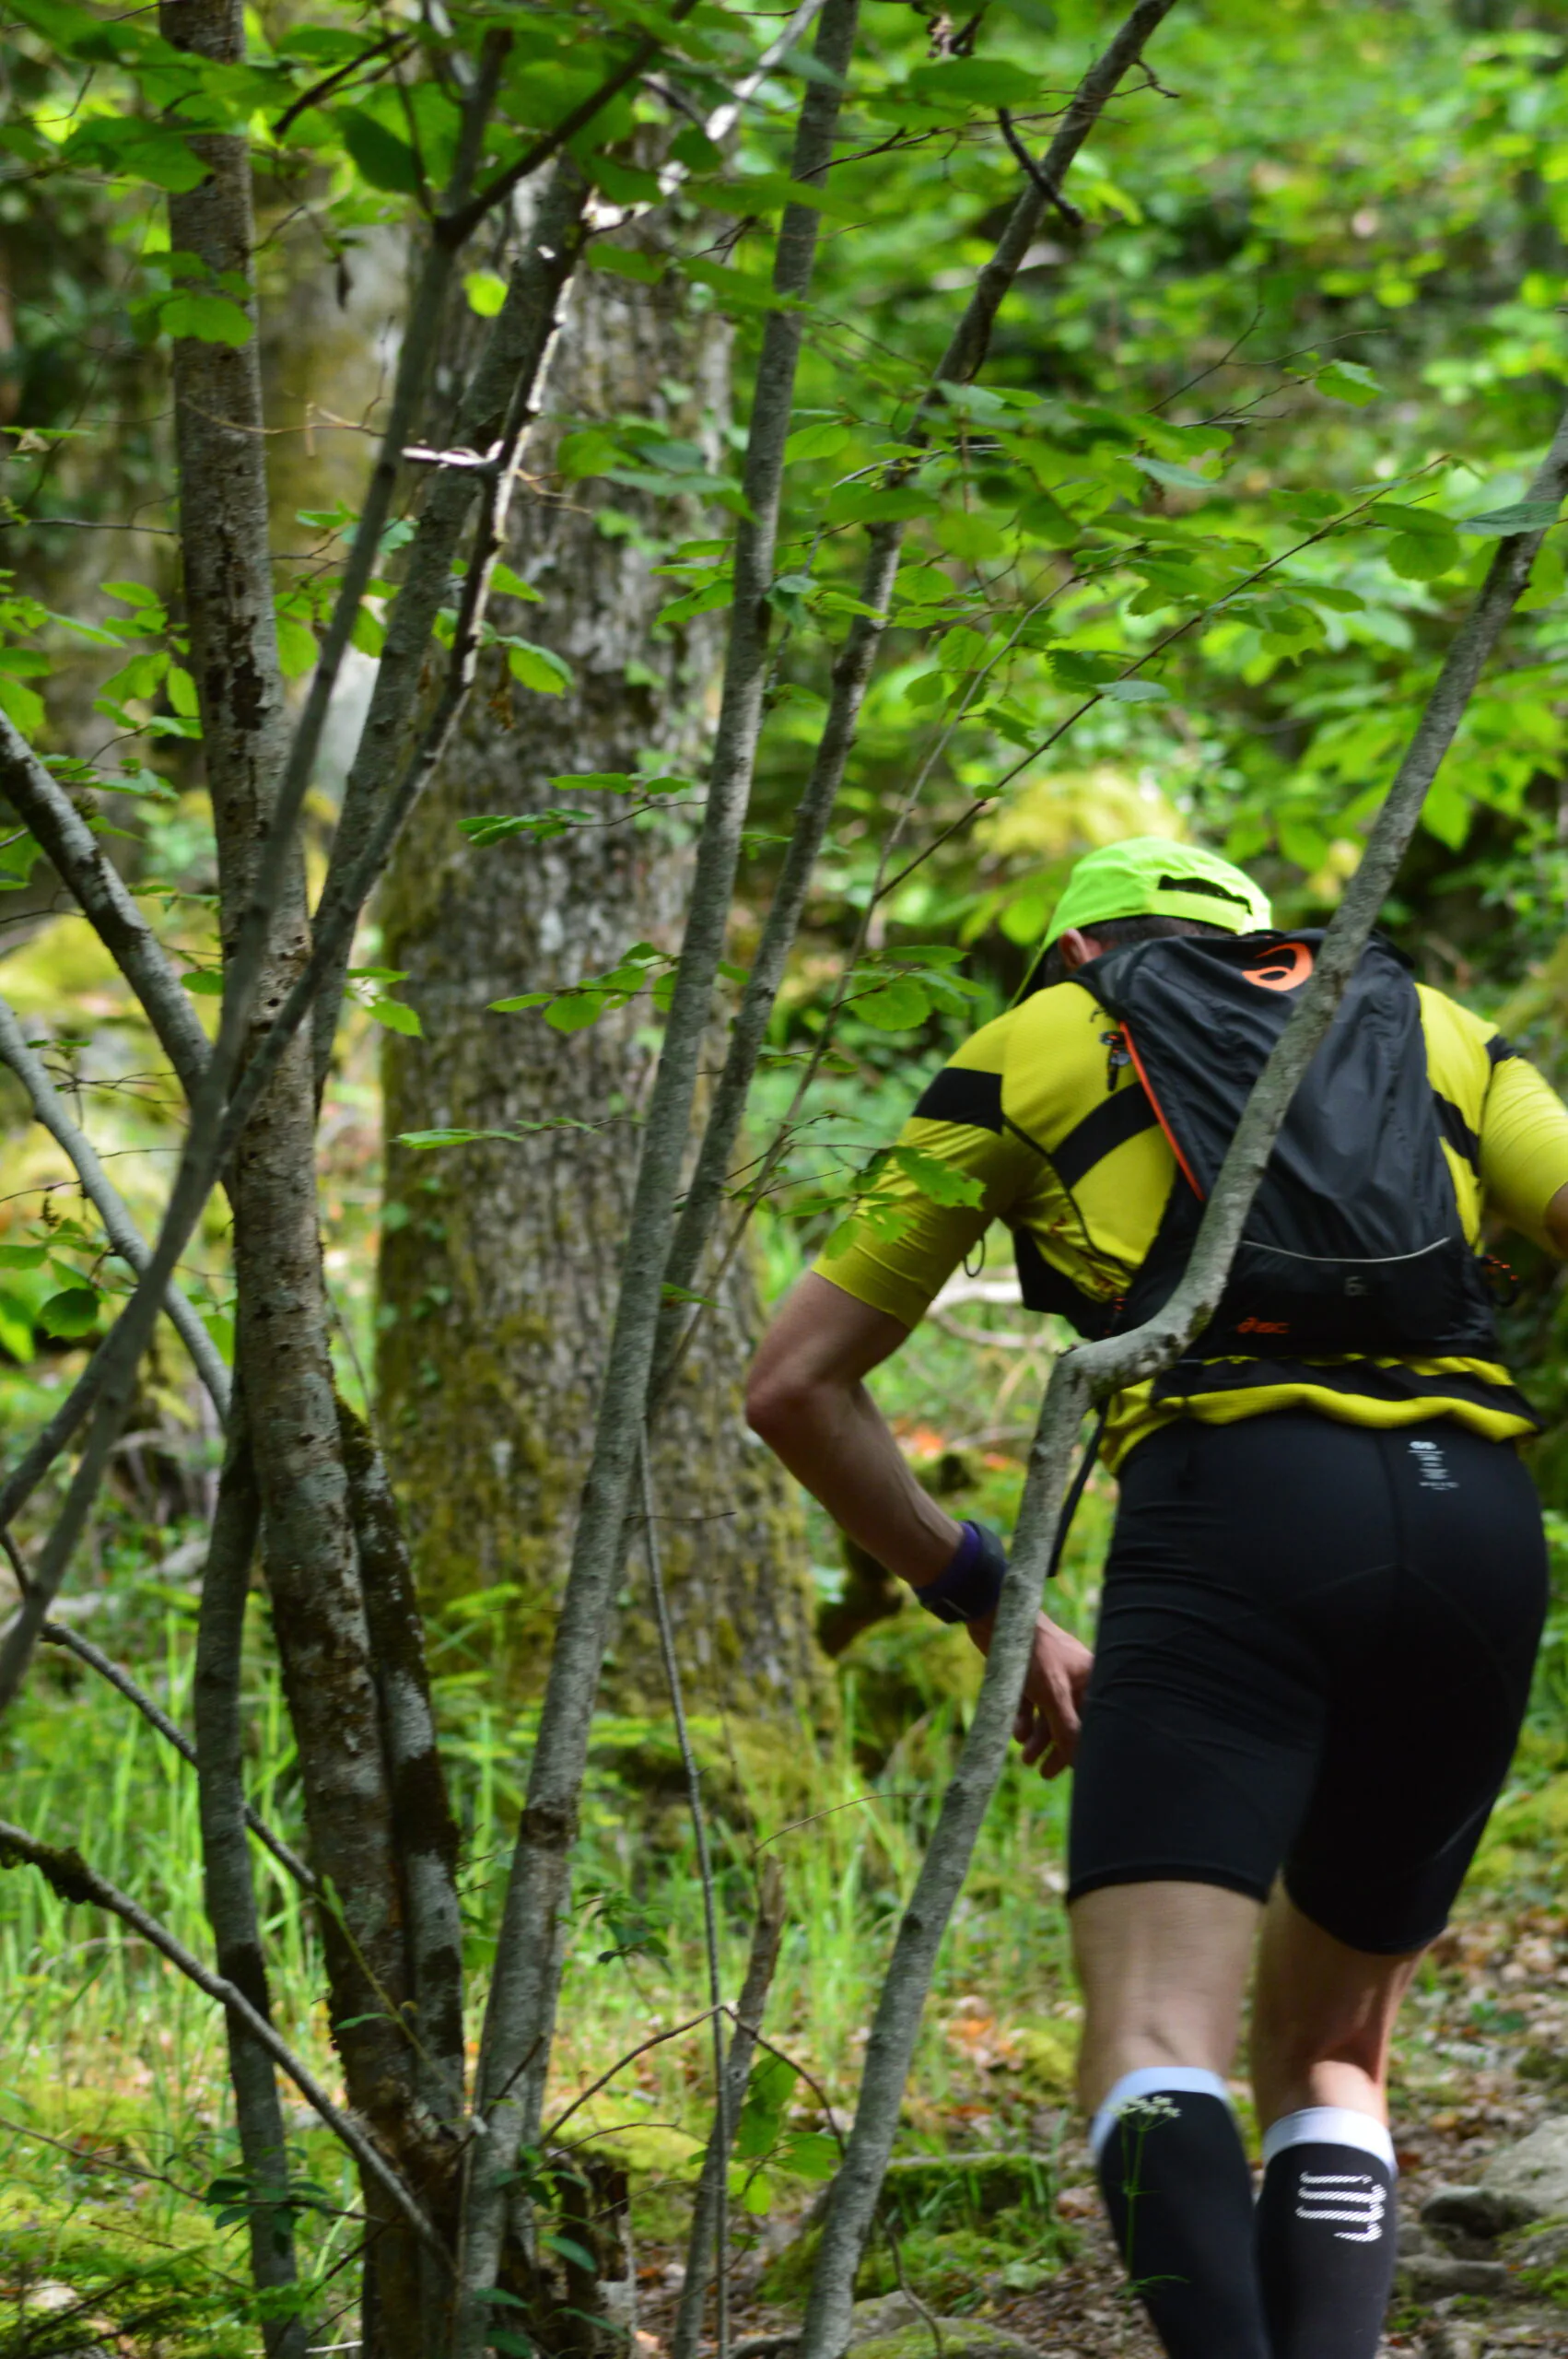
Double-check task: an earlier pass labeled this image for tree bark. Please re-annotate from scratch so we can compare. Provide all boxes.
[378,217,824,1722]
[193,1398,310,2359]
[158,5,457,2344]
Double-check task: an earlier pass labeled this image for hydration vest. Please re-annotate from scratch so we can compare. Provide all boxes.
[1074,927,1506,1366]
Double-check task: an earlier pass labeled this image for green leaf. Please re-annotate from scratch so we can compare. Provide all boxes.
[893,1147,984,1206]
[670,124,722,172]
[183,969,225,997]
[489,563,540,604]
[825,484,940,525]
[102,580,163,611]
[338,106,421,194]
[907,57,1041,107]
[1103,676,1170,702]
[0,675,43,734]
[585,243,666,286]
[367,997,423,1037]
[508,642,574,697]
[462,270,509,318]
[1316,359,1382,405]
[0,1243,48,1267]
[161,292,252,347]
[38,1285,99,1339]
[1457,500,1563,537]
[275,616,318,677]
[540,2233,597,2271]
[855,976,930,1030]
[1386,529,1458,580]
[784,420,850,463]
[543,993,609,1033]
[778,2130,839,2183]
[1133,454,1221,494]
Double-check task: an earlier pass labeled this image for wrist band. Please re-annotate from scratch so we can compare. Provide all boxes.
[912,1520,1008,1625]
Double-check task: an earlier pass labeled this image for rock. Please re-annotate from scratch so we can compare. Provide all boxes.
[1398,2251,1508,2298]
[1398,2221,1433,2256]
[1421,2330,1479,2359]
[1504,2214,1568,2276]
[1421,2183,1523,2241]
[1477,2112,1568,2226]
[849,2321,1042,2359]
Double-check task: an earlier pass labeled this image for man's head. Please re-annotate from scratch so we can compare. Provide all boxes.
[1029,836,1270,992]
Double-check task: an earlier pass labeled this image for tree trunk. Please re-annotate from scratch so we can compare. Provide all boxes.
[159,6,461,2345]
[379,228,825,1731]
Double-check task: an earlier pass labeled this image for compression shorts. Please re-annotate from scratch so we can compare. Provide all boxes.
[1067,1413,1548,1954]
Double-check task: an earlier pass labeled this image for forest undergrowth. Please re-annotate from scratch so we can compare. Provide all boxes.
[2,1299,1568,2357]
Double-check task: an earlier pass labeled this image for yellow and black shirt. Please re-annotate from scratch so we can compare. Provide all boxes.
[813,976,1568,1473]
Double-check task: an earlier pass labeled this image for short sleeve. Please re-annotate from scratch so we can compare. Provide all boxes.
[1480,1051,1568,1248]
[811,1020,1036,1329]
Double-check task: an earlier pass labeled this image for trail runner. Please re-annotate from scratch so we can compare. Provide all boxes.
[747,836,1568,2359]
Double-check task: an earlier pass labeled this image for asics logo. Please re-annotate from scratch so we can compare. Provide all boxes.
[1294,2172,1386,2243]
[1242,941,1314,992]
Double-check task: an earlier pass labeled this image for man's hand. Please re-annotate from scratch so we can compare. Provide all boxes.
[967,1609,1093,1780]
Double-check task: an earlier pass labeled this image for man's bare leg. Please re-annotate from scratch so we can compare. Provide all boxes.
[1248,1887,1422,2359]
[1071,1881,1269,2359]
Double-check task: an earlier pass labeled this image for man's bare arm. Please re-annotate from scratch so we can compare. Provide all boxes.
[746,1273,962,1584]
[747,1272,1092,1777]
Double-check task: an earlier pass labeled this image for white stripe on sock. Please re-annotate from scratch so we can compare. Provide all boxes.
[1089,2066,1233,2164]
[1261,2106,1395,2174]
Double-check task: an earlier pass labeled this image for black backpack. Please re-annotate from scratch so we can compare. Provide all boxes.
[1080,928,1505,1364]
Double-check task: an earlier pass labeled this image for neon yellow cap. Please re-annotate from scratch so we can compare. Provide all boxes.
[1043,835,1270,946]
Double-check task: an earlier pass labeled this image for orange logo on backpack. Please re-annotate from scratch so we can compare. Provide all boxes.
[1243,941,1314,992]
[1237,1316,1291,1334]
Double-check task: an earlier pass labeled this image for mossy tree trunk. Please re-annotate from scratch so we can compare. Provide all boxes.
[379,225,825,1729]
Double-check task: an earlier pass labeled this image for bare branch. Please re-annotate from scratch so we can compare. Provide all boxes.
[35,1614,317,1895]
[654,0,1181,1377]
[458,17,862,2339]
[673,1860,787,2359]
[0,992,229,1418]
[795,401,1568,2359]
[0,725,211,1097]
[640,1429,732,2359]
[0,1813,449,2269]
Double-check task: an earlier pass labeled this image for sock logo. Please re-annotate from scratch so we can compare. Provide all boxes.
[1294,2171,1386,2242]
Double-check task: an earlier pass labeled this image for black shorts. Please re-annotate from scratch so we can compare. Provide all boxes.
[1067,1412,1549,1954]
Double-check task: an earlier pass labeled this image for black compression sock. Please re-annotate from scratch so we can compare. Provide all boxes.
[1092,2070,1271,2359]
[1257,2107,1398,2359]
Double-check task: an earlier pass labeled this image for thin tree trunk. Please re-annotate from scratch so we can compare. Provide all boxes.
[158,5,437,2342]
[194,1397,310,2359]
[673,1860,787,2359]
[654,0,1182,1376]
[797,403,1568,2359]
[311,156,593,1096]
[455,10,860,2341]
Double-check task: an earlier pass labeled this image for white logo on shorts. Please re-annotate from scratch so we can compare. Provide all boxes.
[1295,2171,1387,2243]
[1409,1438,1457,1492]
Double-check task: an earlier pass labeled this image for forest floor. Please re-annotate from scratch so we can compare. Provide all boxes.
[629,1892,1568,2359]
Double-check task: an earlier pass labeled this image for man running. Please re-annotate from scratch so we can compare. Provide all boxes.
[746,836,1568,2359]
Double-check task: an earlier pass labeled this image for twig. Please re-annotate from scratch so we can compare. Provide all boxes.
[650,0,1181,1390]
[639,1427,735,2359]
[0,730,210,1097]
[0,993,229,1417]
[34,1612,317,1896]
[0,1813,449,2269]
[996,109,1084,226]
[540,2010,720,2145]
[673,1873,787,2359]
